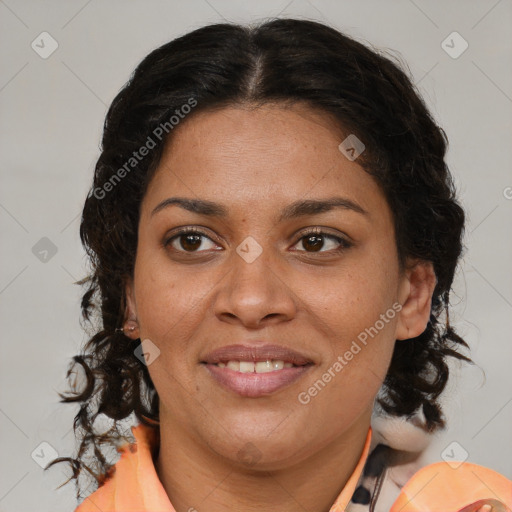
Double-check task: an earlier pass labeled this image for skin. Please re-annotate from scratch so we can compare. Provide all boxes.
[123,102,437,512]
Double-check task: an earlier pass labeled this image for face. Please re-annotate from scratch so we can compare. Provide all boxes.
[124,103,435,469]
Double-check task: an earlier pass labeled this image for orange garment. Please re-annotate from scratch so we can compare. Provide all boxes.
[75,424,512,512]
[389,461,512,512]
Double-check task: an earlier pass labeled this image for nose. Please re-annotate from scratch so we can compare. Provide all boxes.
[213,243,298,329]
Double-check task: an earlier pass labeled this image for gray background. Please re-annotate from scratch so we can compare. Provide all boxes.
[1,1,511,510]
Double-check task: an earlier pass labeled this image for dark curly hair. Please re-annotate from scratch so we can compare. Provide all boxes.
[47,17,471,499]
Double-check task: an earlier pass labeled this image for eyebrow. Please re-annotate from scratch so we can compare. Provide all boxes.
[150,196,368,220]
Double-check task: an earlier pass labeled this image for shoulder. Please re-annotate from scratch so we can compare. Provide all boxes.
[390,460,512,512]
[367,409,511,511]
[75,424,162,512]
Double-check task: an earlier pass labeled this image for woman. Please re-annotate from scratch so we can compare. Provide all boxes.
[49,18,511,512]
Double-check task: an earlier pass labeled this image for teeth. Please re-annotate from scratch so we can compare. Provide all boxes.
[239,361,254,373]
[255,360,273,373]
[217,360,295,373]
[272,360,284,370]
[227,361,240,371]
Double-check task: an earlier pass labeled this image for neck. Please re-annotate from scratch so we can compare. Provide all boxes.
[155,411,371,512]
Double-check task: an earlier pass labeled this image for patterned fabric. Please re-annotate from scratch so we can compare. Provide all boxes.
[346,443,392,511]
[347,442,512,512]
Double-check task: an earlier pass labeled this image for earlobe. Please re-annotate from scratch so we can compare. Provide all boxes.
[396,260,437,341]
[121,277,140,339]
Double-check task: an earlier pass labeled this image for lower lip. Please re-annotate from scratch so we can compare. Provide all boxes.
[202,363,313,398]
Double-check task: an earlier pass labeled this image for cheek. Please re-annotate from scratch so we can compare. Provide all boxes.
[135,267,177,340]
[133,248,212,340]
[300,256,399,402]
[305,262,398,343]
[299,299,397,428]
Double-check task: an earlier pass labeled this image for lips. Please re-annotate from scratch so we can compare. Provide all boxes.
[200,343,314,397]
[200,343,314,366]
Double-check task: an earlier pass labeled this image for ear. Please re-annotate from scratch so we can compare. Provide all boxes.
[396,259,437,340]
[122,276,140,340]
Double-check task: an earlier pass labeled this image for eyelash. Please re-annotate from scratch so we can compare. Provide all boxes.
[163,226,352,255]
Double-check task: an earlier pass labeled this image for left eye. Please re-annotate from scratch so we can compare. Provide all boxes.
[291,231,350,253]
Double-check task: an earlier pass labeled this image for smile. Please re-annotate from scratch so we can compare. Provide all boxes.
[202,361,313,397]
[214,360,295,372]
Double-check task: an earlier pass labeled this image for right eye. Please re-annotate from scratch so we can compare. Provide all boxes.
[164,227,220,253]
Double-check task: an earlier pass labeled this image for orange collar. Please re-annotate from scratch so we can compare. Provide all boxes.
[76,423,372,512]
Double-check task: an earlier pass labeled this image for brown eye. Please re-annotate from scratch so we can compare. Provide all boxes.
[301,234,327,252]
[164,228,217,253]
[292,229,352,254]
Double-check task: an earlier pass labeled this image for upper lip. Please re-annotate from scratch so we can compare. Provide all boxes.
[201,343,314,366]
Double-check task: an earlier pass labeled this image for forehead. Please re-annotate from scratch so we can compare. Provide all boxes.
[142,103,390,225]
[165,102,347,159]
